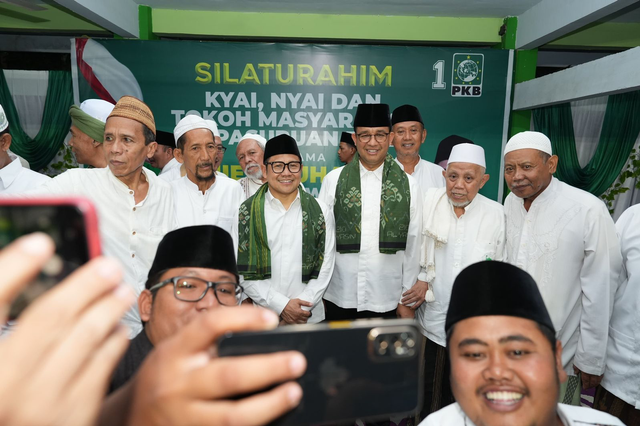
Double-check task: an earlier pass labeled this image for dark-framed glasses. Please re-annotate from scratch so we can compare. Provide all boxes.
[149,276,243,306]
[215,145,227,153]
[267,161,302,174]
[357,132,389,143]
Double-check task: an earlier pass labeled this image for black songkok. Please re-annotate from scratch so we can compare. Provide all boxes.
[263,134,301,163]
[445,261,554,333]
[434,135,473,164]
[391,104,423,126]
[353,103,390,130]
[340,131,355,147]
[155,130,176,148]
[146,225,238,287]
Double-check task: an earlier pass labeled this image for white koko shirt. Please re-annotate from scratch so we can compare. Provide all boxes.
[240,189,336,323]
[395,157,445,191]
[318,161,422,313]
[600,204,640,409]
[159,157,180,175]
[28,167,175,336]
[416,188,506,346]
[0,156,50,194]
[504,177,622,375]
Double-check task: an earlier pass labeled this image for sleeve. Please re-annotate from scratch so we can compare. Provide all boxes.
[401,176,424,297]
[241,275,289,316]
[24,170,78,196]
[317,169,338,208]
[295,202,336,308]
[573,203,623,375]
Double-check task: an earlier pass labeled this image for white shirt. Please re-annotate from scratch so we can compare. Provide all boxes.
[601,204,640,409]
[28,167,175,336]
[238,176,265,199]
[159,157,180,175]
[421,402,625,426]
[504,177,622,375]
[416,189,506,346]
[159,162,182,182]
[395,157,445,191]
[240,189,336,322]
[318,161,422,313]
[171,174,244,244]
[0,156,50,194]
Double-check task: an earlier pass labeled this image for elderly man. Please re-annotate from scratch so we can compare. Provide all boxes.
[421,261,624,426]
[391,104,444,190]
[109,225,242,392]
[238,135,335,324]
[594,204,640,425]
[318,103,422,320]
[28,96,174,336]
[415,143,506,417]
[503,131,622,404]
[236,132,268,199]
[68,99,114,168]
[0,104,50,194]
[337,131,356,164]
[147,130,179,175]
[170,115,243,237]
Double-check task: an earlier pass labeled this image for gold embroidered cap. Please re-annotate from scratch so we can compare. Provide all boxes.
[107,96,156,136]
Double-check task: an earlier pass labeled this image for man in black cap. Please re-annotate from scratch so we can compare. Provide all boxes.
[391,104,444,191]
[108,225,243,393]
[238,134,335,324]
[434,135,474,170]
[147,130,179,175]
[318,103,422,320]
[420,261,624,426]
[337,131,356,164]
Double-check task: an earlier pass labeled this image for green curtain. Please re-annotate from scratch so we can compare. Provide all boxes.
[0,70,73,171]
[533,90,640,197]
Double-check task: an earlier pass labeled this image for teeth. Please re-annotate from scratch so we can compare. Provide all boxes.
[485,391,523,402]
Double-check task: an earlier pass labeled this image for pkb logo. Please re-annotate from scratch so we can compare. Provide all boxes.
[451,53,484,97]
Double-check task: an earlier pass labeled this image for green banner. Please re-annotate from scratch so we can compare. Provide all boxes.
[73,39,511,199]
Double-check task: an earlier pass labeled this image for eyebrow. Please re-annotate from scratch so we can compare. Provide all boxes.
[498,335,534,344]
[458,338,488,348]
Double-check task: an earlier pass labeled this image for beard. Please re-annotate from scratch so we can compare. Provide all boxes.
[244,163,263,179]
[448,196,471,208]
[195,162,215,181]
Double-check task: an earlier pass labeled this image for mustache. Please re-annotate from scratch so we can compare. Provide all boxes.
[197,162,213,168]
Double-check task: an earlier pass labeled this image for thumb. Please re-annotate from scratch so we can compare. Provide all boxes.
[298,300,314,307]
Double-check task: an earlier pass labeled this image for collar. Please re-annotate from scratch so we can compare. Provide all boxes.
[184,174,216,194]
[106,166,154,195]
[514,176,558,208]
[359,160,384,181]
[394,156,422,173]
[266,186,301,209]
[161,158,180,173]
[0,157,23,188]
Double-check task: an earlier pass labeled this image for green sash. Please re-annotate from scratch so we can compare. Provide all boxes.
[334,153,411,254]
[237,184,326,283]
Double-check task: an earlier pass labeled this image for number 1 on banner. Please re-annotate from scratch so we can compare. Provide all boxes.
[432,60,446,90]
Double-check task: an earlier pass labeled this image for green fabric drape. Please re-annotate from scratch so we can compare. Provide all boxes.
[533,91,640,197]
[0,70,73,171]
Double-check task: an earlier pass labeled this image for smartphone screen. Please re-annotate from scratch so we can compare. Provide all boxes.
[0,198,100,319]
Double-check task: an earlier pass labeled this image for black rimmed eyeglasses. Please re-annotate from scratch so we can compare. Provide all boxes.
[149,276,243,306]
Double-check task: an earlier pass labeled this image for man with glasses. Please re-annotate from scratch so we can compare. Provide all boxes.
[170,115,243,238]
[238,134,335,324]
[109,225,242,393]
[318,103,422,320]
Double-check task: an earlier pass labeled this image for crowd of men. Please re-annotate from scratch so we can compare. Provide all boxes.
[0,96,637,426]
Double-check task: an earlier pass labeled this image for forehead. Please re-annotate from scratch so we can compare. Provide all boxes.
[159,266,237,283]
[339,142,352,148]
[237,139,261,152]
[393,121,422,129]
[504,148,543,164]
[183,128,214,146]
[450,315,545,344]
[355,126,390,134]
[105,116,144,136]
[267,153,300,163]
[446,162,482,175]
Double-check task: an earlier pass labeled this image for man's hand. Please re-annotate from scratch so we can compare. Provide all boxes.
[122,306,306,426]
[401,280,429,309]
[397,303,415,319]
[280,299,313,324]
[573,366,603,390]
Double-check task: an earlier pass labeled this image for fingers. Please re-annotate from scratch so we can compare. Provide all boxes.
[184,351,306,399]
[187,381,303,426]
[164,306,280,356]
[297,300,313,307]
[0,233,55,315]
[411,299,424,310]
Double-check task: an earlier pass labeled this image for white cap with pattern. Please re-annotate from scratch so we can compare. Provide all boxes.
[448,143,486,168]
[504,131,553,156]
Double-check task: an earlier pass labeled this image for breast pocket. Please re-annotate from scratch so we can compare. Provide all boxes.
[216,216,235,234]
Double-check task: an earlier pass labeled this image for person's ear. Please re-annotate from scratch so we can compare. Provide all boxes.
[479,174,490,189]
[0,133,12,151]
[139,290,153,322]
[555,340,567,384]
[548,155,558,174]
[174,148,184,164]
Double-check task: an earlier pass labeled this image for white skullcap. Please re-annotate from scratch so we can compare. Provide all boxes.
[448,143,486,168]
[174,115,212,141]
[504,131,552,156]
[240,132,267,150]
[79,99,115,123]
[204,119,220,137]
[0,104,8,132]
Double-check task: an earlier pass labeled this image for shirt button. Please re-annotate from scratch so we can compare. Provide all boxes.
[131,253,135,258]
[454,263,460,268]
[133,207,136,211]
[132,231,136,236]
[129,190,133,195]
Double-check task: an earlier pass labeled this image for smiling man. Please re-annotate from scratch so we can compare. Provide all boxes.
[318,103,422,320]
[238,134,335,324]
[236,132,268,199]
[28,96,175,336]
[503,131,622,405]
[421,261,624,426]
[391,104,444,191]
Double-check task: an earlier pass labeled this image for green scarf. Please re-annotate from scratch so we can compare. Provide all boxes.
[237,184,326,282]
[68,105,106,143]
[334,153,411,254]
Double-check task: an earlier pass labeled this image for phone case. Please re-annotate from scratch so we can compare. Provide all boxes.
[217,318,424,426]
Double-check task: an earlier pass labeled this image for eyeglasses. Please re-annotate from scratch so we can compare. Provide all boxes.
[357,132,389,143]
[215,145,227,154]
[266,161,302,174]
[149,276,243,306]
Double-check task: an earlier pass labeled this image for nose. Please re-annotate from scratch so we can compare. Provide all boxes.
[402,131,412,140]
[110,140,124,154]
[482,353,513,383]
[513,166,526,182]
[196,286,220,310]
